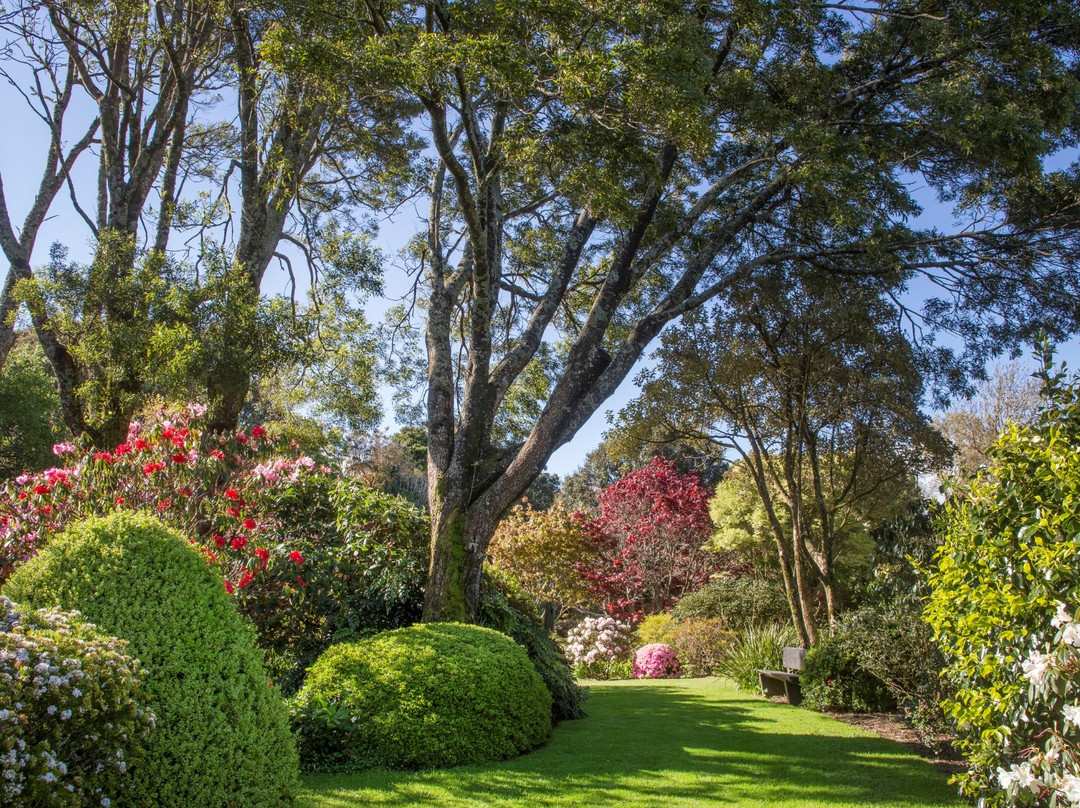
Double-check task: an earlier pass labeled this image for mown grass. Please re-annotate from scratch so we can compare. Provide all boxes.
[300,677,960,808]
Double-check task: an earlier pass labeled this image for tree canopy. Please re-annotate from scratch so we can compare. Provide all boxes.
[2,0,1080,621]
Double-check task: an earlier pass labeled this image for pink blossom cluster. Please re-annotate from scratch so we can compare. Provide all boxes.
[632,643,681,679]
[0,405,321,597]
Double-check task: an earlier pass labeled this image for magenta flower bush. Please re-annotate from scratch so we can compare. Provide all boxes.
[633,643,681,679]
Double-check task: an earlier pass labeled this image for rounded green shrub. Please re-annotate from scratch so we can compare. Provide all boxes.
[3,511,299,807]
[292,623,552,771]
[0,597,154,807]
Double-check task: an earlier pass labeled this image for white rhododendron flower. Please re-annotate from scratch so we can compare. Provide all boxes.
[1023,653,1054,687]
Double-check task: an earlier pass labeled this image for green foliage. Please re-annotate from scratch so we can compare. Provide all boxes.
[672,575,791,630]
[717,623,799,693]
[853,502,941,611]
[800,613,898,714]
[479,572,586,722]
[488,504,599,619]
[0,335,67,479]
[635,613,677,647]
[925,359,1080,805]
[251,473,430,694]
[669,619,737,678]
[291,623,552,771]
[0,597,153,808]
[3,511,299,807]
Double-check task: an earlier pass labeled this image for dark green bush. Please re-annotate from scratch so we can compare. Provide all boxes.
[291,623,552,771]
[672,575,790,628]
[0,597,154,807]
[479,571,586,721]
[3,511,299,807]
[244,474,429,694]
[801,611,897,713]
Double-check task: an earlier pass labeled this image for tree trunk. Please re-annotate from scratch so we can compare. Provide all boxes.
[422,476,501,622]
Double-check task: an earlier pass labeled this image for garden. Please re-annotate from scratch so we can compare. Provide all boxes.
[3,1,1080,806]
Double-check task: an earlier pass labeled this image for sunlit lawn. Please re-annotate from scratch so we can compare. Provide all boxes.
[300,677,960,808]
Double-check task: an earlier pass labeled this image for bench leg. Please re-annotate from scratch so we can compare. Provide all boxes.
[784,680,802,707]
[759,672,788,700]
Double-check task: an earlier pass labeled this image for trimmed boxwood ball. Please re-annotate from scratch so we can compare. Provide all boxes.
[292,623,552,771]
[3,511,299,807]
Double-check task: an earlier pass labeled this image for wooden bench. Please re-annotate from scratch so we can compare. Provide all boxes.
[758,646,807,706]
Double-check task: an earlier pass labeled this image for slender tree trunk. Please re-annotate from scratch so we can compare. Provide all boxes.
[0,269,19,373]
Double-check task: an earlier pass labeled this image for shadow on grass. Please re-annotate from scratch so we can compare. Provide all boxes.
[302,680,959,808]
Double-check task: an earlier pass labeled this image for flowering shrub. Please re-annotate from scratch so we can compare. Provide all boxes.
[633,643,680,679]
[926,365,1080,806]
[0,596,153,808]
[0,405,318,596]
[565,616,633,679]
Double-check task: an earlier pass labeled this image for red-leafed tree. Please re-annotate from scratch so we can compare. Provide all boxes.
[582,457,717,620]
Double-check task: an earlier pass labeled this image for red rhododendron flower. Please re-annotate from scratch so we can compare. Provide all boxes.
[114,443,133,455]
[133,438,149,451]
[115,496,125,505]
[208,449,225,460]
[213,533,225,548]
[143,461,164,475]
[242,518,256,530]
[226,506,241,518]
[251,425,267,439]
[235,433,249,445]
[179,487,192,497]
[171,452,187,464]
[238,570,254,588]
[255,547,270,563]
[296,575,307,587]
[157,499,171,511]
[225,489,240,501]
[93,451,116,464]
[289,550,304,565]
[231,536,248,550]
[33,484,50,495]
[223,580,235,594]
[39,505,51,515]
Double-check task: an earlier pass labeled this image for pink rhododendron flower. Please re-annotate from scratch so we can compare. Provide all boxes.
[633,643,681,679]
[52,442,77,456]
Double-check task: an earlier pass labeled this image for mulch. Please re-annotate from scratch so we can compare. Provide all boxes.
[823,711,965,776]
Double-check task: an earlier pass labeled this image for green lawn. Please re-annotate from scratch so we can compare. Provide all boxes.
[300,677,960,808]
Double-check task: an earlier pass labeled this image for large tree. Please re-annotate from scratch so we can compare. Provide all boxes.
[621,268,950,642]
[243,0,1080,621]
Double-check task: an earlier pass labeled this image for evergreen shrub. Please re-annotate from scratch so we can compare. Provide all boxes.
[291,623,552,771]
[672,575,790,628]
[800,614,895,713]
[479,573,585,721]
[3,511,299,807]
